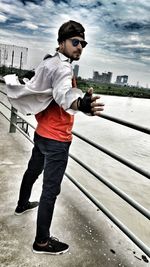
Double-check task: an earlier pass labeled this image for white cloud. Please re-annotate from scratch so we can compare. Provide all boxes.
[19,21,38,30]
[0,13,7,22]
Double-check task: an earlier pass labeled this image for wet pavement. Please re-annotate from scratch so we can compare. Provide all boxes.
[0,114,149,267]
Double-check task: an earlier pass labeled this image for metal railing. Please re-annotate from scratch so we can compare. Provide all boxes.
[0,90,150,258]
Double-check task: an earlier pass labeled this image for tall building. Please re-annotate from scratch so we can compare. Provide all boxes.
[93,71,99,80]
[93,71,112,83]
[73,64,79,77]
[115,75,128,85]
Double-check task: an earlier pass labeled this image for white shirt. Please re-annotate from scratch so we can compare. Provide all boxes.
[4,52,83,115]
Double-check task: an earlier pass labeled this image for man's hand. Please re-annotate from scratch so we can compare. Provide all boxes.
[78,87,105,115]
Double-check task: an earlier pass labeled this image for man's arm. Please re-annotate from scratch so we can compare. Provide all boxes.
[52,62,104,115]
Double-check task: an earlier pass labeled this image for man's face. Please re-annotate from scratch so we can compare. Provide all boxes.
[61,36,86,61]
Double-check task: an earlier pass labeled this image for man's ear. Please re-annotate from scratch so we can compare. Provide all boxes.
[59,41,64,50]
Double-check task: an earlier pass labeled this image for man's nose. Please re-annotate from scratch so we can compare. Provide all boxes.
[77,43,82,50]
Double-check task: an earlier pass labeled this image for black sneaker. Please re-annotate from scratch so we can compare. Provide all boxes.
[32,237,69,255]
[14,201,39,215]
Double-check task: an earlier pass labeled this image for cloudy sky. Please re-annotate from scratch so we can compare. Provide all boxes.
[0,0,150,87]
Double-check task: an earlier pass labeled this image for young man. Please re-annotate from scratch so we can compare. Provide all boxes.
[14,20,104,255]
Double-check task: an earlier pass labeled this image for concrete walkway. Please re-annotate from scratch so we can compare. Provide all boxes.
[0,114,149,267]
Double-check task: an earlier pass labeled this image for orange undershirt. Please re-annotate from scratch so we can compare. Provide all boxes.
[35,101,74,142]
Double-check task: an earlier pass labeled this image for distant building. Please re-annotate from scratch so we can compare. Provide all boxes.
[93,71,112,83]
[115,75,128,85]
[93,71,99,81]
[73,64,79,77]
[0,43,28,70]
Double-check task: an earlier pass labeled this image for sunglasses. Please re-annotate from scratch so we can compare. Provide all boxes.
[68,38,88,48]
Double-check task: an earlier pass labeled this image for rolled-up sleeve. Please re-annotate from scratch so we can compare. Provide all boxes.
[52,62,83,113]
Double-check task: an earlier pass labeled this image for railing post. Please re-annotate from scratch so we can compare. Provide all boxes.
[9,106,17,133]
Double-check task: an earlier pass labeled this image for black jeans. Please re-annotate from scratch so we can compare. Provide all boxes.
[18,132,71,243]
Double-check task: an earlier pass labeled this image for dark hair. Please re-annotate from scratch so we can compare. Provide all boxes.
[57,20,85,43]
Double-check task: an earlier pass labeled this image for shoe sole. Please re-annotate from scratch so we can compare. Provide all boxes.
[14,206,38,216]
[32,247,69,255]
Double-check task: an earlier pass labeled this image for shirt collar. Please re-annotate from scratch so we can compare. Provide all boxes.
[56,52,71,63]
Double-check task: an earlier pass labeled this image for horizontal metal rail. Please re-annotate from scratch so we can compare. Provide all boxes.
[0,101,11,110]
[0,89,7,96]
[13,110,35,130]
[100,114,150,135]
[72,130,150,180]
[0,111,34,144]
[69,153,150,219]
[65,172,150,258]
[0,101,35,130]
[0,111,10,122]
[1,89,150,134]
[12,122,34,143]
[1,110,149,205]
